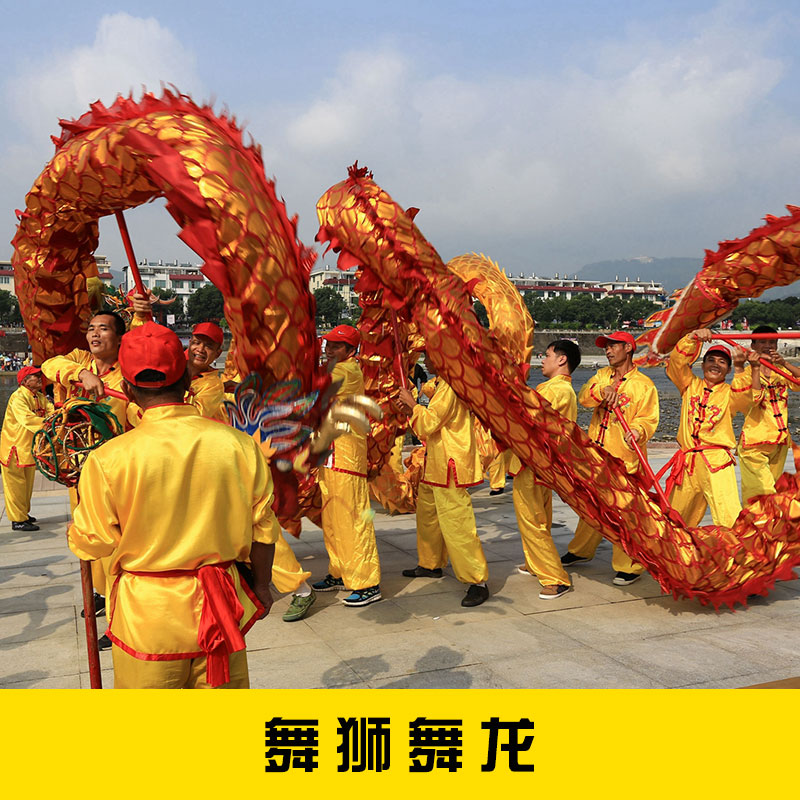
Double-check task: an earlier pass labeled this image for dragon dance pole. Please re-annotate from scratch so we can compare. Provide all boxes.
[711,332,800,340]
[612,405,673,511]
[114,210,152,320]
[389,309,409,390]
[713,333,800,388]
[80,560,103,689]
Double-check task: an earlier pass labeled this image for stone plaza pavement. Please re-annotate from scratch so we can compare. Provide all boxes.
[1,447,799,690]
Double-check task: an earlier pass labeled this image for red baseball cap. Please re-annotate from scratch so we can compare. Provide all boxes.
[119,322,187,388]
[705,344,732,360]
[192,322,224,346]
[595,331,636,349]
[17,366,42,385]
[323,324,360,347]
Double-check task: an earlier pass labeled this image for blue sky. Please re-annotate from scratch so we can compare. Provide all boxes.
[2,0,800,280]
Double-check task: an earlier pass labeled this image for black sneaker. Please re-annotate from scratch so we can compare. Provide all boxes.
[11,520,39,532]
[402,565,443,578]
[80,592,106,618]
[560,552,590,566]
[489,488,505,496]
[311,574,345,592]
[612,571,642,586]
[27,515,37,523]
[461,584,489,607]
[97,633,112,651]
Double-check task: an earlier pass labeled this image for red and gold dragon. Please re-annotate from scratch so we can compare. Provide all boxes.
[12,90,800,608]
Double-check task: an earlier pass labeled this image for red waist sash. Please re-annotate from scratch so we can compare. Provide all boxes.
[124,561,249,688]
[656,444,735,497]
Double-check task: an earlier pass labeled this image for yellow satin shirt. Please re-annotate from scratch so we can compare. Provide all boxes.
[667,334,751,469]
[186,370,227,422]
[508,374,577,476]
[579,365,659,472]
[41,348,135,430]
[68,403,280,657]
[326,357,368,477]
[411,377,482,487]
[738,364,799,448]
[0,386,54,467]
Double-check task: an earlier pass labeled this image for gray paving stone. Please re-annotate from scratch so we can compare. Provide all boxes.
[247,641,362,689]
[0,605,76,645]
[326,629,478,681]
[488,646,665,689]
[589,632,770,688]
[369,663,511,689]
[0,582,75,613]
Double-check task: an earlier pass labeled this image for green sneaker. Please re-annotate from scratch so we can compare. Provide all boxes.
[282,592,316,622]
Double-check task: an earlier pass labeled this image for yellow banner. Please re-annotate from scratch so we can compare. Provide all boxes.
[3,689,797,793]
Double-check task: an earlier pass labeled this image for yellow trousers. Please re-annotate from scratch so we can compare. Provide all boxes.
[487,450,510,490]
[2,461,35,522]
[271,531,312,595]
[512,468,570,587]
[738,443,789,505]
[319,467,381,590]
[567,519,644,575]
[669,458,741,528]
[112,646,249,689]
[416,482,488,584]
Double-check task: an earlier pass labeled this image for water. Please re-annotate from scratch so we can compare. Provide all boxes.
[528,365,800,441]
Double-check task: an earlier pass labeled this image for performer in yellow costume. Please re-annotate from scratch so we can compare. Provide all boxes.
[397,354,490,607]
[561,331,659,586]
[736,325,800,504]
[311,325,382,606]
[41,309,136,635]
[665,329,754,527]
[511,340,579,599]
[487,449,511,495]
[185,322,228,422]
[1,367,53,531]
[68,322,278,689]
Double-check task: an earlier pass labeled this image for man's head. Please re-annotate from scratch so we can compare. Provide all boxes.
[751,324,777,356]
[119,322,189,407]
[702,344,732,386]
[17,366,42,393]
[323,324,359,364]
[86,311,126,361]
[542,339,581,378]
[595,331,636,370]
[188,322,224,372]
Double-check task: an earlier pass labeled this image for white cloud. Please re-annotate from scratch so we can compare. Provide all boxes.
[6,12,201,140]
[1,12,203,269]
[258,3,799,271]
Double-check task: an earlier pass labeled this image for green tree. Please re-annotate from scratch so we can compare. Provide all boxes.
[474,301,489,328]
[314,287,346,327]
[561,294,597,328]
[0,290,22,325]
[187,284,224,324]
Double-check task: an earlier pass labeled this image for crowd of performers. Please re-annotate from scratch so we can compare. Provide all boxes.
[0,298,796,687]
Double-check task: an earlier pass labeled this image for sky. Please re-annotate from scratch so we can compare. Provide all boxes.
[2,0,800,282]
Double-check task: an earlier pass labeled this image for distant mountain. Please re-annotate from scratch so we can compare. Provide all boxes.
[575,257,701,293]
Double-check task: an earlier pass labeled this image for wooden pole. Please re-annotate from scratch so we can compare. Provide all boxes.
[114,210,152,319]
[80,560,103,689]
[388,309,409,390]
[713,333,800,388]
[612,405,673,511]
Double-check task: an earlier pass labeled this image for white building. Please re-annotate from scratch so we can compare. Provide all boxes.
[309,264,357,307]
[508,272,665,304]
[122,258,210,302]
